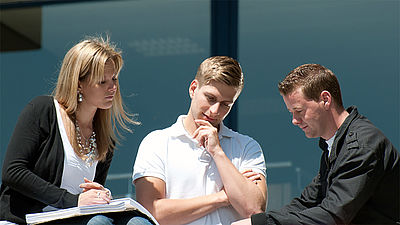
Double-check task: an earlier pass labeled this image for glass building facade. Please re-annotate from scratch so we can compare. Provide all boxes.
[1,0,398,211]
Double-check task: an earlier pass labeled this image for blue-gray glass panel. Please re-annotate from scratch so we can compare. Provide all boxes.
[0,0,210,197]
[239,0,399,210]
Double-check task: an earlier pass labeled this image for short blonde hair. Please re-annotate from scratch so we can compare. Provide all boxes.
[195,56,244,91]
[54,36,139,161]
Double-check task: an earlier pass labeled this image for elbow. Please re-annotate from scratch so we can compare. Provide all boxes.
[2,165,18,187]
[251,205,265,217]
[242,209,264,219]
[151,211,173,225]
[240,202,266,218]
[144,201,168,225]
[238,191,267,218]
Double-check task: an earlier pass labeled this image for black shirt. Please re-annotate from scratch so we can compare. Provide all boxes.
[252,106,399,225]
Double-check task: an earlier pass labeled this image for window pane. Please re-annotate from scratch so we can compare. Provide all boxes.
[0,0,210,197]
[238,0,399,211]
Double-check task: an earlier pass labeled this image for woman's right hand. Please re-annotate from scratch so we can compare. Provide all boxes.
[78,189,111,206]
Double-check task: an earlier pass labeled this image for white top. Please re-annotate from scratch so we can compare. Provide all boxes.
[44,100,98,211]
[133,115,266,225]
[325,132,336,157]
[53,99,98,197]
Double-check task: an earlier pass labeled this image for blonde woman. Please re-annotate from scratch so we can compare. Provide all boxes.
[0,37,152,225]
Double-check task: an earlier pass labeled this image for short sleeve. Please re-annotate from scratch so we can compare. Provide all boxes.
[240,138,266,178]
[133,130,168,182]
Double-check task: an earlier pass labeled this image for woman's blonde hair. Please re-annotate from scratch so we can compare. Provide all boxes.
[53,36,139,161]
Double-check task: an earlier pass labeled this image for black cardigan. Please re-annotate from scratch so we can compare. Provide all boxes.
[0,96,114,224]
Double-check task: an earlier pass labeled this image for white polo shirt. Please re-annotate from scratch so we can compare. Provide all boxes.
[133,115,266,225]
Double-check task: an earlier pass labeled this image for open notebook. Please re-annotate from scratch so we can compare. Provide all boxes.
[25,198,159,225]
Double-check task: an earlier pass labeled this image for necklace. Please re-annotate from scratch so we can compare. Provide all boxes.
[75,120,97,166]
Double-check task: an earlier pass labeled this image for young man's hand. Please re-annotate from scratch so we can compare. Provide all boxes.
[231,218,252,225]
[241,169,262,184]
[193,119,223,157]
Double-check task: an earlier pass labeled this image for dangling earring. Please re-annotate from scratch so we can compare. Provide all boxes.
[78,91,83,102]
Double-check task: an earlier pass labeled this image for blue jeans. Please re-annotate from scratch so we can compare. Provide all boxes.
[87,214,152,225]
[43,211,154,225]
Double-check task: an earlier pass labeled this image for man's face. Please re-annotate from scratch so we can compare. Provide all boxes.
[189,80,239,128]
[282,88,327,139]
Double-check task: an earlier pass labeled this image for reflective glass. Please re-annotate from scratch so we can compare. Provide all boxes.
[0,0,210,197]
[239,0,399,210]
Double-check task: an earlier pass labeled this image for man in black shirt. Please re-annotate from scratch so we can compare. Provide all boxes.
[233,64,399,225]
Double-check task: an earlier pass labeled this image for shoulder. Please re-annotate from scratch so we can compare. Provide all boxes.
[221,124,260,148]
[140,117,184,144]
[142,126,172,142]
[346,112,387,148]
[27,95,54,113]
[30,95,53,105]
[342,110,396,161]
[222,128,264,161]
[138,125,176,151]
[18,95,54,120]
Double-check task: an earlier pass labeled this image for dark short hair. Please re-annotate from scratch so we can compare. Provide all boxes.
[278,64,344,107]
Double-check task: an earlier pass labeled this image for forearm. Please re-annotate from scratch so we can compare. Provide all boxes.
[267,206,337,225]
[192,120,266,217]
[3,160,79,207]
[149,192,227,225]
[3,132,78,207]
[213,151,267,217]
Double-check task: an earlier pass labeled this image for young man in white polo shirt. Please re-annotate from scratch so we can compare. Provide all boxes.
[133,56,267,225]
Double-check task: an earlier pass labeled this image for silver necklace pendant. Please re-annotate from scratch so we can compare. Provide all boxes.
[75,120,98,166]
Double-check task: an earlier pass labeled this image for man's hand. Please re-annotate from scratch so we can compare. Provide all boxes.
[231,218,252,225]
[192,119,222,156]
[242,169,262,184]
[217,187,231,207]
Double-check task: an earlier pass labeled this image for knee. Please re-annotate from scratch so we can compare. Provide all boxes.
[87,215,113,225]
[127,216,153,225]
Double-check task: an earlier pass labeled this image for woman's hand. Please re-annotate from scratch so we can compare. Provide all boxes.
[78,189,112,206]
[80,178,105,192]
[79,178,112,201]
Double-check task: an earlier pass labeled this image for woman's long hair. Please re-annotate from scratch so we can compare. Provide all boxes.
[53,36,139,161]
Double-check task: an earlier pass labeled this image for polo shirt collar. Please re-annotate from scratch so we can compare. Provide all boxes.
[218,121,235,138]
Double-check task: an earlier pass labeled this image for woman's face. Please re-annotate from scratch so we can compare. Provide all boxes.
[79,60,118,111]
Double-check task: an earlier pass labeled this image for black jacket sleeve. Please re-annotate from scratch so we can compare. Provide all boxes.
[253,140,389,225]
[2,96,78,209]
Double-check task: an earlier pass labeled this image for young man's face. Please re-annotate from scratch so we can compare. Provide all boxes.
[282,87,328,139]
[189,79,240,128]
